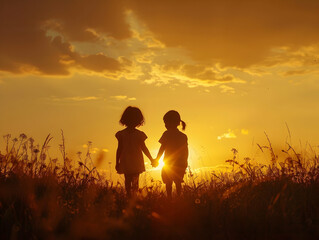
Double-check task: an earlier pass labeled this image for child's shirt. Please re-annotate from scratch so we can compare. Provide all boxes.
[115,128,147,174]
[159,129,188,168]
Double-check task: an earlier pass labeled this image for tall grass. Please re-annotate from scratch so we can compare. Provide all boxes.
[0,133,319,239]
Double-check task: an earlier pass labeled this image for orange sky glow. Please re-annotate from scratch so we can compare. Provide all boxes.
[1,0,319,181]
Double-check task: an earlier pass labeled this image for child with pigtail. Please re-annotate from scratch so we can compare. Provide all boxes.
[155,110,188,198]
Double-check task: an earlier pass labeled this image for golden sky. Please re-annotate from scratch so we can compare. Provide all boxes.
[1,0,319,176]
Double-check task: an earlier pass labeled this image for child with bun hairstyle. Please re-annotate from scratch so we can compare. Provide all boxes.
[155,110,188,198]
[115,106,154,197]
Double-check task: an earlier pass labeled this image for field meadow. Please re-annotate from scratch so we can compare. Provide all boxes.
[1,132,319,240]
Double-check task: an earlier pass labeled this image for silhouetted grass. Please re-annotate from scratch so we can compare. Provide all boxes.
[0,133,319,239]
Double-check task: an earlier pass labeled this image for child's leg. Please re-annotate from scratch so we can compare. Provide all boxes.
[174,168,185,197]
[175,181,182,196]
[131,174,139,194]
[124,174,132,197]
[162,167,173,198]
[165,181,173,199]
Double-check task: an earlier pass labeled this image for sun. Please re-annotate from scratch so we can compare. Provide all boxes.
[155,154,165,170]
[150,149,165,170]
[150,145,197,171]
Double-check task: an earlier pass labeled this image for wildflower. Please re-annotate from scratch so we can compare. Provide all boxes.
[231,148,238,154]
[3,134,11,139]
[19,133,27,140]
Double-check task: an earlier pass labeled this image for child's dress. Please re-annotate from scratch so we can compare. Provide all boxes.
[115,128,147,174]
[159,128,188,183]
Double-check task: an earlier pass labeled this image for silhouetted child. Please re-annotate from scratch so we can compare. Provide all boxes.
[115,106,154,197]
[155,110,188,199]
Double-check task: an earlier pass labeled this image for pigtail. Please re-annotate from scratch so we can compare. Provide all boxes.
[180,120,186,131]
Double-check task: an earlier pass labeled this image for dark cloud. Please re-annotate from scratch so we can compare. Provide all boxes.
[128,0,319,68]
[0,0,130,75]
[78,54,121,72]
[2,0,319,76]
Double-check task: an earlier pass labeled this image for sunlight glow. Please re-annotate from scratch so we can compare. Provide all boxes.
[149,145,197,172]
[155,154,165,170]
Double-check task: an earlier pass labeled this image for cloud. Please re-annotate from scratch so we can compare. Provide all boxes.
[67,96,99,101]
[152,62,244,87]
[110,95,136,101]
[128,0,319,68]
[0,0,129,75]
[217,128,249,140]
[219,85,235,94]
[78,53,121,72]
[50,96,99,102]
[282,70,310,77]
[217,129,237,140]
[2,0,319,88]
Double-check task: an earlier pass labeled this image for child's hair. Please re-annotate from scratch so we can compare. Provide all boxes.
[163,110,186,131]
[120,106,145,127]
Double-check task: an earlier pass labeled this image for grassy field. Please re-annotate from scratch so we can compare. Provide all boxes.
[1,133,319,239]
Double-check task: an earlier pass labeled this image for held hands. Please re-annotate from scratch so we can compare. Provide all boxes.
[151,158,159,168]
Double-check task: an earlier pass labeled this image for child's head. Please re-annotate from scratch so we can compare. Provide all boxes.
[120,106,145,128]
[163,110,186,131]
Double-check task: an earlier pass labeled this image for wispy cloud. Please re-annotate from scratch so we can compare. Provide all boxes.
[110,95,136,101]
[50,96,99,102]
[219,85,235,94]
[66,96,99,101]
[282,69,310,77]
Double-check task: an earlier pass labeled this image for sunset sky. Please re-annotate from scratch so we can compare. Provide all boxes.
[1,0,319,177]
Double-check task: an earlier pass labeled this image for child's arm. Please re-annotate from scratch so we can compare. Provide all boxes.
[115,141,123,172]
[156,144,165,161]
[141,142,153,161]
